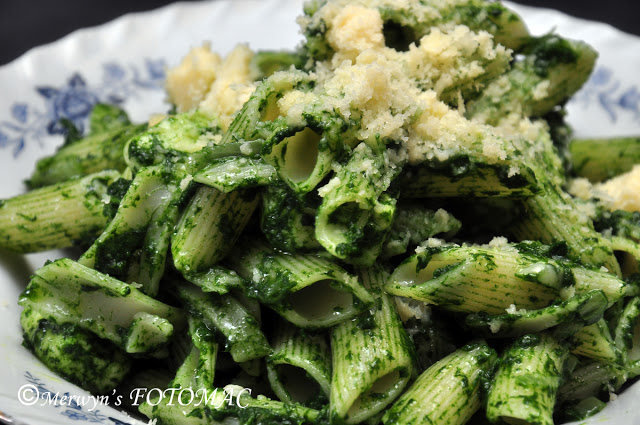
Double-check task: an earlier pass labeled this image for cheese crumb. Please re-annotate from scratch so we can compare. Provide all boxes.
[505,304,527,314]
[318,176,342,198]
[199,44,257,130]
[488,236,509,249]
[560,285,576,300]
[326,5,384,62]
[180,175,193,191]
[596,165,640,212]
[165,43,222,112]
[568,177,594,200]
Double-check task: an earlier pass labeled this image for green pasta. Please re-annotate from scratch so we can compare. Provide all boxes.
[266,322,331,405]
[386,244,560,314]
[316,142,400,266]
[465,289,608,339]
[19,258,184,355]
[27,104,144,188]
[382,202,461,258]
[467,35,598,125]
[382,341,497,425]
[486,334,569,425]
[79,165,183,296]
[228,238,374,328]
[330,266,413,423]
[571,319,622,364]
[0,170,121,253]
[260,183,321,252]
[171,185,259,274]
[194,156,279,192]
[173,281,272,363]
[396,161,539,198]
[570,137,640,182]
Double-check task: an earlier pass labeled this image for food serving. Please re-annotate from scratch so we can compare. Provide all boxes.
[2,0,640,424]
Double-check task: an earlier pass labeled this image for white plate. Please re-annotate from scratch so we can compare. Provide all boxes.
[1,1,639,424]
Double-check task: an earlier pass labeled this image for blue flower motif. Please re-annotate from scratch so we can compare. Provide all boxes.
[12,137,25,157]
[62,410,88,421]
[146,58,166,80]
[104,63,126,81]
[2,58,164,157]
[11,103,28,123]
[62,391,83,410]
[37,73,99,134]
[588,67,613,86]
[598,90,618,122]
[84,410,108,423]
[618,86,640,115]
[23,371,52,398]
[133,58,166,89]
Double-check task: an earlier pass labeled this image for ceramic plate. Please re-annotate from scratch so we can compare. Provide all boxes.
[1,1,639,424]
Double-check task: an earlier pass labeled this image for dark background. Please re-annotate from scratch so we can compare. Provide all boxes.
[1,0,638,66]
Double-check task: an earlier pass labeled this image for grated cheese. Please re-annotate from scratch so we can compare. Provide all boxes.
[596,165,640,212]
[199,44,257,130]
[165,43,222,112]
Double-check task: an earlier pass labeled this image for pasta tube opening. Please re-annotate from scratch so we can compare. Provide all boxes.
[286,279,354,322]
[345,369,405,423]
[268,363,324,404]
[269,127,327,190]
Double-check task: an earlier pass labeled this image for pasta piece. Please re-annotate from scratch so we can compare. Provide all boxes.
[188,316,219,389]
[173,281,271,363]
[125,110,222,171]
[511,186,622,276]
[331,266,413,423]
[386,245,560,314]
[316,142,401,266]
[570,263,627,302]
[228,239,374,328]
[208,387,322,424]
[183,265,245,295]
[486,334,569,425]
[79,166,182,296]
[467,35,597,125]
[571,137,640,182]
[27,124,145,188]
[558,359,628,403]
[397,162,538,198]
[465,289,608,339]
[571,319,622,364]
[382,203,460,258]
[220,69,312,145]
[614,297,640,371]
[193,156,278,192]
[171,186,259,274]
[382,341,497,425]
[0,170,120,253]
[19,258,184,355]
[20,308,131,394]
[607,236,640,278]
[261,183,321,252]
[265,125,336,194]
[266,322,331,405]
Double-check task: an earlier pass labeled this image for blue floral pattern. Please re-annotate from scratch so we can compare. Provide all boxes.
[0,59,165,157]
[572,65,640,122]
[23,371,135,425]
